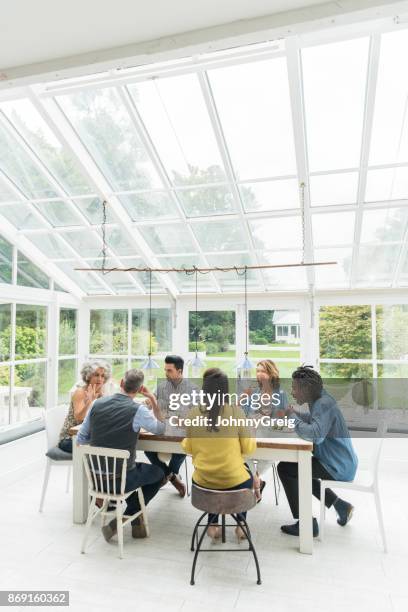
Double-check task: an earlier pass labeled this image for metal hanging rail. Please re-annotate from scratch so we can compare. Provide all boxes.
[75,261,337,274]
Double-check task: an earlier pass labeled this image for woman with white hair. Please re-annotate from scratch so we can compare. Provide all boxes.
[58,360,112,454]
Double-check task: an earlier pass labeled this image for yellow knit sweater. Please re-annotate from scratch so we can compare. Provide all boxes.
[181,404,257,489]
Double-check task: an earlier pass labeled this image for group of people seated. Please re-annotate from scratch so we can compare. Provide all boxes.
[59,354,358,543]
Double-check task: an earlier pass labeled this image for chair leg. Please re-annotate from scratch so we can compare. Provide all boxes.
[272,462,279,505]
[81,496,97,554]
[234,515,261,585]
[138,488,150,537]
[190,520,211,585]
[66,465,71,493]
[116,503,124,559]
[319,484,326,541]
[39,459,51,512]
[184,460,190,497]
[190,512,207,551]
[100,499,109,527]
[221,514,226,543]
[374,485,387,553]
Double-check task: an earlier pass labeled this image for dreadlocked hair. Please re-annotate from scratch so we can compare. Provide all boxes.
[292,366,323,402]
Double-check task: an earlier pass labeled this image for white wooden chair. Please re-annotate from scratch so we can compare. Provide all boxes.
[319,420,388,552]
[80,445,149,559]
[39,406,72,512]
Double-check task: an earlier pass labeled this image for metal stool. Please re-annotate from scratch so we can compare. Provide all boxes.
[190,483,261,585]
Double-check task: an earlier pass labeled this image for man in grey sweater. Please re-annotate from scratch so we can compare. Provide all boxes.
[77,369,165,541]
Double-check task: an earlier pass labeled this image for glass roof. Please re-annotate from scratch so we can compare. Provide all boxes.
[1,24,408,296]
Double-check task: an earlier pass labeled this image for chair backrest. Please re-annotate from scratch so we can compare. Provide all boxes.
[81,445,129,497]
[191,483,256,514]
[44,405,70,449]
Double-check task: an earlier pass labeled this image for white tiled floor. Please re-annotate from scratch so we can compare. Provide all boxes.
[2,454,408,612]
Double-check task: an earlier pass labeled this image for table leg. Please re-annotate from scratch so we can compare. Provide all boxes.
[72,436,88,524]
[298,450,313,554]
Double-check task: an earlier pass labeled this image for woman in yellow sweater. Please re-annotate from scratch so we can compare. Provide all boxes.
[181,368,257,541]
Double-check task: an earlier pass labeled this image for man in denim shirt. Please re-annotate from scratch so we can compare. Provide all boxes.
[278,366,357,537]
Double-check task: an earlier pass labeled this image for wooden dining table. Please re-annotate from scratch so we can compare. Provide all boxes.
[70,425,314,554]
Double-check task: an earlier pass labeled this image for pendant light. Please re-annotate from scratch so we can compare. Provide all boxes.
[141,269,159,375]
[189,267,205,378]
[237,266,254,379]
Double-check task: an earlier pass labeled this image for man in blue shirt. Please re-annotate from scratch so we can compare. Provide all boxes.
[77,369,166,541]
[278,366,357,537]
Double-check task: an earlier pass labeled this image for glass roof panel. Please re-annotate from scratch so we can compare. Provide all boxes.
[0,119,58,199]
[365,167,408,202]
[129,75,226,185]
[142,223,196,254]
[0,174,22,203]
[28,232,72,259]
[398,249,408,284]
[58,88,162,191]
[208,57,297,180]
[120,191,178,221]
[34,200,85,227]
[154,255,215,292]
[176,185,236,217]
[116,257,164,292]
[309,172,358,206]
[192,219,247,252]
[257,250,307,289]
[56,261,107,293]
[369,30,408,165]
[240,178,299,212]
[59,229,103,258]
[73,197,116,224]
[302,37,369,172]
[355,244,400,285]
[1,99,93,196]
[360,207,408,243]
[312,211,355,247]
[249,216,302,250]
[16,251,49,289]
[87,258,141,292]
[314,247,352,287]
[0,235,13,284]
[0,203,46,230]
[96,226,139,256]
[205,252,261,289]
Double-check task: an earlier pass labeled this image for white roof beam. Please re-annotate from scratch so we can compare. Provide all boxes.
[198,71,266,292]
[350,34,381,287]
[286,37,315,290]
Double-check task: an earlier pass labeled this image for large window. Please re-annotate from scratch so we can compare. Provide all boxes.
[249,309,301,380]
[188,310,236,376]
[58,308,78,404]
[89,308,172,386]
[319,304,408,414]
[0,302,48,427]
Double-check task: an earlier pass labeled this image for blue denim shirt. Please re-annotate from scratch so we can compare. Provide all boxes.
[293,390,358,481]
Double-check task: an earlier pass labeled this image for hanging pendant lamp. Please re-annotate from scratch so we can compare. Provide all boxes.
[189,267,205,378]
[237,265,254,379]
[141,269,160,375]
